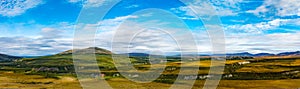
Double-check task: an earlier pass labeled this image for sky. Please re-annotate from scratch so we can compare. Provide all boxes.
[0,0,300,56]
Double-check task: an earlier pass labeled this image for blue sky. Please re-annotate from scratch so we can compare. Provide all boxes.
[0,0,300,56]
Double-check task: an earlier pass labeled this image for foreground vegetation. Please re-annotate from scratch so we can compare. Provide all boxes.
[1,50,300,88]
[2,71,300,89]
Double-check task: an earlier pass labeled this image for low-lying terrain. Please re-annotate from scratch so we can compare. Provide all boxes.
[2,72,300,89]
[1,47,300,89]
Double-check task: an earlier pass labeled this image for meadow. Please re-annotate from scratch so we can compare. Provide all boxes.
[1,53,300,89]
[2,72,300,89]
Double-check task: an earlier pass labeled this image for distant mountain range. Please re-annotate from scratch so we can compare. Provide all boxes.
[226,52,276,57]
[1,47,300,60]
[122,51,300,57]
[145,51,300,57]
[277,51,300,56]
[0,53,22,62]
[125,53,150,57]
[226,51,300,57]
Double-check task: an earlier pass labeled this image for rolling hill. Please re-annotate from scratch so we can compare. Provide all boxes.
[57,47,113,55]
[0,53,22,62]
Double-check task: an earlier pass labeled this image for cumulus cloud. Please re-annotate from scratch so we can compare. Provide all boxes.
[247,0,300,17]
[1,13,299,56]
[171,0,243,19]
[0,22,74,56]
[69,15,142,51]
[0,0,43,17]
[96,18,181,53]
[226,18,300,34]
[71,13,200,54]
[1,15,297,56]
[224,32,300,54]
[0,36,72,56]
[41,28,64,39]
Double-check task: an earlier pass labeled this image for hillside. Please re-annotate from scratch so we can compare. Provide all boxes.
[2,47,300,89]
[18,47,116,70]
[15,47,139,73]
[0,53,22,62]
[57,47,113,55]
[3,47,300,79]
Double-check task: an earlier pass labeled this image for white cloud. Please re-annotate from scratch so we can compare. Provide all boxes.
[0,0,43,17]
[71,15,141,50]
[0,22,75,56]
[125,5,139,8]
[2,22,300,56]
[41,28,65,39]
[247,0,300,17]
[0,36,73,56]
[171,0,243,19]
[1,13,300,56]
[68,0,81,3]
[210,0,243,9]
[224,32,300,54]
[67,0,112,7]
[72,14,201,54]
[226,18,299,34]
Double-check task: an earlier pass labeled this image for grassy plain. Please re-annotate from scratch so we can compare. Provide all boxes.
[2,54,300,89]
[2,71,300,89]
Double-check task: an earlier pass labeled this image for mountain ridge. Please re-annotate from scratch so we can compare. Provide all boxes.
[3,47,299,57]
[0,53,22,62]
[56,47,300,57]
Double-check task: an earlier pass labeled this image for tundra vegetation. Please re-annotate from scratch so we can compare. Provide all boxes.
[1,48,300,89]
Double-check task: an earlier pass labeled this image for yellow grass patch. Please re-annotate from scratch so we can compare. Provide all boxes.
[181,60,246,67]
[236,66,293,73]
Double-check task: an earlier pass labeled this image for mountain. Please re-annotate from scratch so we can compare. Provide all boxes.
[126,53,150,57]
[53,47,300,57]
[227,52,253,57]
[253,53,275,57]
[210,51,300,57]
[0,53,22,62]
[124,53,166,58]
[277,51,300,56]
[200,52,256,57]
[57,47,113,55]
[20,56,43,58]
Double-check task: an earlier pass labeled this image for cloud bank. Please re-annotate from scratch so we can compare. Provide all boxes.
[0,0,43,17]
